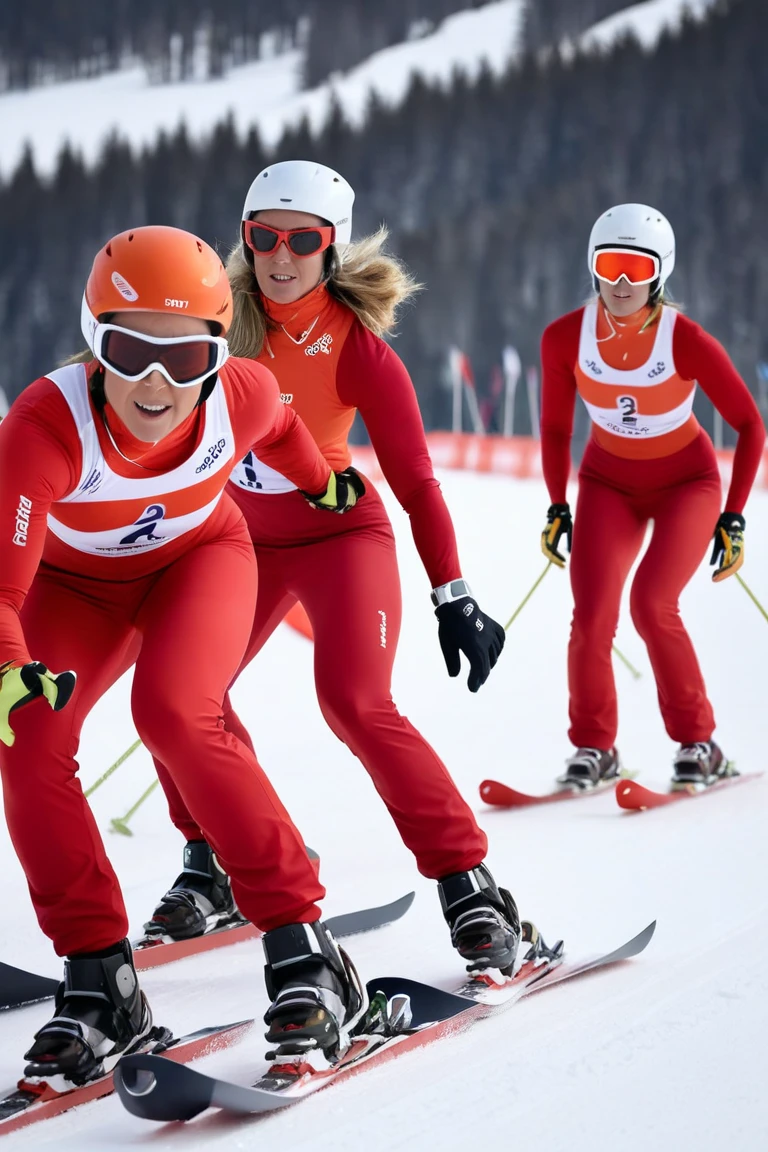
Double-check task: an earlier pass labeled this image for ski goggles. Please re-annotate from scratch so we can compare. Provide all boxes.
[243,220,336,258]
[91,323,229,388]
[592,248,661,286]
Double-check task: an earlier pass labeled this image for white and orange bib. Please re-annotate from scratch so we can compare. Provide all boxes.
[574,303,700,459]
[46,365,235,556]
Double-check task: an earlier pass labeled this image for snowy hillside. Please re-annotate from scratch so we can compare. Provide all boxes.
[0,1,524,178]
[2,469,767,1150]
[0,0,722,178]
[577,0,720,51]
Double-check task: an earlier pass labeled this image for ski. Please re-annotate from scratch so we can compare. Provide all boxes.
[0,892,415,1012]
[480,775,625,808]
[115,920,655,1122]
[0,1018,252,1136]
[616,772,762,811]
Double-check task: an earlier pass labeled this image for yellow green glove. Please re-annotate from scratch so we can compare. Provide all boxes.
[301,468,366,514]
[0,661,77,747]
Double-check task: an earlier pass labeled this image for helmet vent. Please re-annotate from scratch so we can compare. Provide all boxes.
[197,241,203,252]
[128,233,134,241]
[105,243,112,256]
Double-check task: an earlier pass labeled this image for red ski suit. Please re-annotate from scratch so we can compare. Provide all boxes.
[154,282,488,879]
[541,300,766,750]
[0,358,333,955]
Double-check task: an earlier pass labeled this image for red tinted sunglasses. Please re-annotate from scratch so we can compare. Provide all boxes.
[243,220,336,259]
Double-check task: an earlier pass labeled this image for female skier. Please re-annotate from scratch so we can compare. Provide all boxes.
[539,203,765,790]
[148,161,519,981]
[0,224,377,1078]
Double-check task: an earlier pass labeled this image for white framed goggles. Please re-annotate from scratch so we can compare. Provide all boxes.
[89,322,229,389]
[591,247,661,286]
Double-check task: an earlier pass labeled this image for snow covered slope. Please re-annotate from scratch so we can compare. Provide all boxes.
[0,0,723,178]
[1,469,766,1150]
[577,0,720,52]
[0,1,524,178]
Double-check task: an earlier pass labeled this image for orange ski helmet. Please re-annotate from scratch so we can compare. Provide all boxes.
[81,225,232,349]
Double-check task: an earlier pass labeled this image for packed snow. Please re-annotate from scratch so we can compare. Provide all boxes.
[2,468,766,1150]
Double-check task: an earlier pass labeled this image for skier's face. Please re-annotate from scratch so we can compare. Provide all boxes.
[249,210,327,306]
[101,312,209,443]
[598,275,650,317]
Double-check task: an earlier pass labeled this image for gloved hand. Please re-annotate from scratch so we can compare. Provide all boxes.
[541,503,573,568]
[0,661,77,747]
[431,581,505,693]
[301,468,366,514]
[710,511,745,583]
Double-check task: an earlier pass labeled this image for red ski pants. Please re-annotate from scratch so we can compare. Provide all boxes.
[568,433,722,750]
[0,513,323,956]
[155,485,487,879]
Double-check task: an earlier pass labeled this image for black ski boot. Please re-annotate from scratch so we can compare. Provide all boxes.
[143,840,241,940]
[23,939,153,1084]
[263,921,367,1062]
[558,746,622,790]
[438,863,521,976]
[671,741,733,789]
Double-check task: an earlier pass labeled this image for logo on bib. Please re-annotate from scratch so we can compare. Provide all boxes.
[306,333,333,357]
[584,359,603,375]
[118,504,167,548]
[195,438,228,473]
[647,361,666,379]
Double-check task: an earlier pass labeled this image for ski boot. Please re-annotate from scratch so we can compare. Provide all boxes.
[143,840,242,940]
[438,862,521,976]
[558,746,622,790]
[263,921,367,1063]
[23,938,153,1084]
[671,741,734,790]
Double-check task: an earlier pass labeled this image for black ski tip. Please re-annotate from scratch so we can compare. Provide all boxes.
[115,1054,213,1122]
[326,891,415,939]
[0,962,58,1011]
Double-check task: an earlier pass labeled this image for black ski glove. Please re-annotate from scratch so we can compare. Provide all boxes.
[300,467,366,514]
[710,511,745,583]
[432,581,505,693]
[541,503,572,568]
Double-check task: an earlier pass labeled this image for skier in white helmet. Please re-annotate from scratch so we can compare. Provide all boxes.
[146,160,519,1055]
[539,203,765,791]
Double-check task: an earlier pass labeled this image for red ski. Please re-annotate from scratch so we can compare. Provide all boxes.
[479,776,621,808]
[0,1019,252,1135]
[616,773,763,811]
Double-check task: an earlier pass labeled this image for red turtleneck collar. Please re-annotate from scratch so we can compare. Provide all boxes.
[261,281,331,341]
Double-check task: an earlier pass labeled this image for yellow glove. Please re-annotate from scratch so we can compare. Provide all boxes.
[541,503,573,568]
[710,512,745,583]
[0,661,77,747]
[301,468,366,514]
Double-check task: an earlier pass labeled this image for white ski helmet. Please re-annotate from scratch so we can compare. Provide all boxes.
[588,203,675,299]
[241,160,355,244]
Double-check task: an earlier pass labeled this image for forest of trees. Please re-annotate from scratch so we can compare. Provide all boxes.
[0,0,482,90]
[0,0,762,444]
[521,0,642,51]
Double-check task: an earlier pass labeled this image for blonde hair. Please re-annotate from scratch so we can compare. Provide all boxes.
[226,226,422,360]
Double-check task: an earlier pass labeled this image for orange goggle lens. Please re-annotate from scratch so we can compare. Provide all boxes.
[593,249,660,286]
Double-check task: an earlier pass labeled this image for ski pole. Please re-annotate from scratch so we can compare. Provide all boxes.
[84,738,142,799]
[736,573,768,624]
[110,778,159,837]
[505,561,642,678]
[612,645,642,681]
[504,562,553,630]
